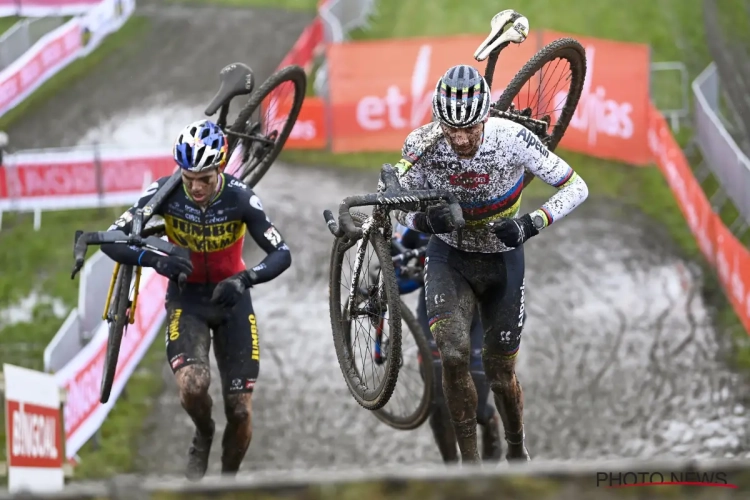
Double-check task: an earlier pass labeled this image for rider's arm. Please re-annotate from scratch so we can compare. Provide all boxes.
[394,133,433,234]
[240,189,291,285]
[100,179,166,267]
[513,125,589,229]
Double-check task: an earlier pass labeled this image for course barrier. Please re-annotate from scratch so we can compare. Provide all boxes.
[0,457,748,499]
[0,0,135,119]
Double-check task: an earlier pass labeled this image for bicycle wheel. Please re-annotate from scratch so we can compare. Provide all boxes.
[329,213,402,410]
[100,264,133,404]
[371,299,434,430]
[492,38,586,187]
[227,65,306,188]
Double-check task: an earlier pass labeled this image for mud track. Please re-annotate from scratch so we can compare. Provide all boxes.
[11,1,750,478]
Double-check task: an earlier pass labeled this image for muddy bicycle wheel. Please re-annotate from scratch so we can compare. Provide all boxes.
[492,38,586,187]
[342,291,433,429]
[100,264,133,404]
[329,213,402,411]
[227,65,306,188]
[371,300,434,430]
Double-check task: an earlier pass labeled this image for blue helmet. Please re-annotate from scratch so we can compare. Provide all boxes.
[173,119,228,172]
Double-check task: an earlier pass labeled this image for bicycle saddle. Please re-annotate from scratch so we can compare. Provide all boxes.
[204,62,255,116]
[474,10,530,62]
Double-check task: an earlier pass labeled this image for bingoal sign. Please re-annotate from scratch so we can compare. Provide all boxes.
[3,363,64,494]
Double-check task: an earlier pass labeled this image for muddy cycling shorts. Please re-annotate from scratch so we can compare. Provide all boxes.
[164,282,260,395]
[424,236,526,359]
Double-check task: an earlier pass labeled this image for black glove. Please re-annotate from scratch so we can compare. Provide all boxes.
[141,252,193,281]
[211,270,258,309]
[414,204,456,234]
[491,214,539,248]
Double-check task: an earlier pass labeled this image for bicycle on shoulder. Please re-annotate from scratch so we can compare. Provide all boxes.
[323,164,465,412]
[323,9,589,463]
[70,61,304,406]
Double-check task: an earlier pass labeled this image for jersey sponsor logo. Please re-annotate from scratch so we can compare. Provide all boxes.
[516,128,550,158]
[430,160,461,169]
[183,212,201,223]
[264,226,282,246]
[449,171,489,189]
[164,215,246,253]
[249,195,263,211]
[249,314,259,361]
[518,279,525,327]
[229,178,247,190]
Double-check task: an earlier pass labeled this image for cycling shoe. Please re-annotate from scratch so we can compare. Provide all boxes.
[186,420,215,481]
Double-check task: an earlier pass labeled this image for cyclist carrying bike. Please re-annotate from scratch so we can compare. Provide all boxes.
[101,119,291,480]
[392,223,503,462]
[393,64,588,463]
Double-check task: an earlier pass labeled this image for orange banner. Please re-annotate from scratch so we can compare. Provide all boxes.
[326,34,539,152]
[264,95,327,150]
[542,31,651,166]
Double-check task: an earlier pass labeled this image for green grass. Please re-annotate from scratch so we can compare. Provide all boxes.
[0,15,150,130]
[0,16,21,36]
[167,0,318,11]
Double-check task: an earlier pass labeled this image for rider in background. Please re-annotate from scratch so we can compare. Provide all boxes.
[392,222,502,462]
[101,119,291,480]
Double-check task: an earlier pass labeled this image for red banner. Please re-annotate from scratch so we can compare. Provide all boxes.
[6,400,63,469]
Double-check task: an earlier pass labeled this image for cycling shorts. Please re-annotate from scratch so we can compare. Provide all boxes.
[424,236,525,358]
[164,282,260,394]
[416,286,484,371]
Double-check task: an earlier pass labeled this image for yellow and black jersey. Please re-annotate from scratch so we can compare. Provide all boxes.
[107,173,290,285]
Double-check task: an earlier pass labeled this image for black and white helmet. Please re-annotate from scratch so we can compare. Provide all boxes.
[432,64,491,128]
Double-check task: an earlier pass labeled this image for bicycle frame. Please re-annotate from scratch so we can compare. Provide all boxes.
[72,170,189,323]
[324,164,465,323]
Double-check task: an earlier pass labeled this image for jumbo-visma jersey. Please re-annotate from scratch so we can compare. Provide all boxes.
[110,173,289,284]
[395,117,588,253]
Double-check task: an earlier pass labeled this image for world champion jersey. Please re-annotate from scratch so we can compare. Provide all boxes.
[395,117,589,253]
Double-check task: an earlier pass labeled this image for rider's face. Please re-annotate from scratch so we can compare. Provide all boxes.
[182,169,219,206]
[440,120,485,159]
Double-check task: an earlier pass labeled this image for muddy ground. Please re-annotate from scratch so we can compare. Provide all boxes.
[11,0,750,481]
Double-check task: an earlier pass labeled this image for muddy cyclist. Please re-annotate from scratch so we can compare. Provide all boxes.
[393,64,589,463]
[101,119,292,480]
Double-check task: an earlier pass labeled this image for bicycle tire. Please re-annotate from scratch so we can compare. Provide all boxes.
[372,299,434,430]
[227,65,306,188]
[329,215,402,411]
[492,38,586,187]
[100,264,133,404]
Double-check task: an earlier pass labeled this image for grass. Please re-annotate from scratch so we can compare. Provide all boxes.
[167,0,318,11]
[0,16,21,36]
[0,14,155,481]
